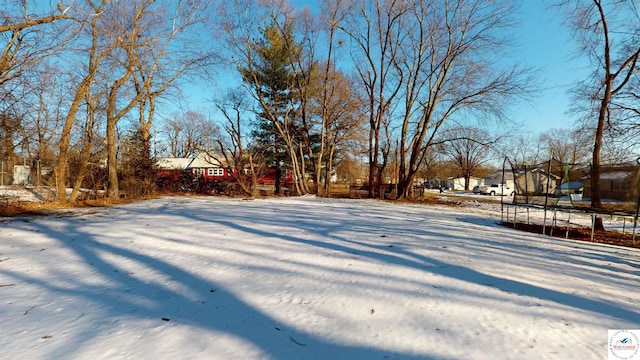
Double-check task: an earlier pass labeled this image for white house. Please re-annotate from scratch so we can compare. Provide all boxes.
[482,170,515,189]
[445,176,481,191]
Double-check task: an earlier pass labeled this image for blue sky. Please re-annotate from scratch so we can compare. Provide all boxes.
[288,0,592,135]
[185,1,592,137]
[512,1,592,134]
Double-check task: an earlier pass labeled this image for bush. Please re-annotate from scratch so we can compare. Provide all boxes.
[195,177,242,196]
[155,172,243,196]
[155,171,197,193]
[120,177,157,198]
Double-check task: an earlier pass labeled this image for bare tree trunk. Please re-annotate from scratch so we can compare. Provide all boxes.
[105,70,132,200]
[55,78,93,203]
[55,1,110,203]
[368,126,378,198]
[69,94,98,203]
[325,145,336,197]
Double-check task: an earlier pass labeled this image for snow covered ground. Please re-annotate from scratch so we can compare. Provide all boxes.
[1,196,639,359]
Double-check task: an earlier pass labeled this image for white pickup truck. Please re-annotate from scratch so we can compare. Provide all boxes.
[474,183,515,196]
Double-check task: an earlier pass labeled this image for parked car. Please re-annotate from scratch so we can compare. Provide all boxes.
[476,183,514,196]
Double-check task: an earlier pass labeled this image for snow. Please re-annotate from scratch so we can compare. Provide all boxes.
[1,196,639,359]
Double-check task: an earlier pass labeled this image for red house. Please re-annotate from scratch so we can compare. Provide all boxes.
[185,153,234,179]
[256,167,294,186]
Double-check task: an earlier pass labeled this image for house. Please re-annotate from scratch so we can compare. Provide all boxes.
[482,170,515,189]
[423,176,481,191]
[481,168,560,195]
[185,153,234,179]
[155,154,299,189]
[445,176,481,191]
[582,165,640,202]
[155,154,234,179]
[513,167,560,195]
[256,166,294,186]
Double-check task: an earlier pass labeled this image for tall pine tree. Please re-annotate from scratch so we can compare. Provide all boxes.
[239,21,302,195]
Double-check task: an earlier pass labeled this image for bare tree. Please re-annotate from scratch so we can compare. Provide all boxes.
[0,1,70,188]
[0,1,69,88]
[391,0,531,198]
[501,134,545,168]
[336,0,405,198]
[17,62,69,188]
[312,0,371,196]
[69,0,215,200]
[161,111,216,158]
[162,117,193,158]
[335,0,531,199]
[54,0,113,203]
[607,74,640,155]
[539,128,591,165]
[68,83,106,202]
[0,110,20,177]
[129,0,217,165]
[438,127,494,191]
[320,70,367,195]
[211,89,261,197]
[561,0,640,217]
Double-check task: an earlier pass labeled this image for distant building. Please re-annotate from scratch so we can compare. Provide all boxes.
[445,177,481,191]
[155,154,234,179]
[185,153,234,179]
[582,165,640,202]
[513,168,560,195]
[482,170,515,189]
[13,165,31,185]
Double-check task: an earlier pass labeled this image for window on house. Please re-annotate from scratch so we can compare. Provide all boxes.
[612,181,628,192]
[208,168,225,177]
[192,168,204,176]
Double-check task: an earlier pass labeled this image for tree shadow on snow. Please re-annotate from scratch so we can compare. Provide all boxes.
[5,197,639,359]
[179,198,640,326]
[1,209,440,360]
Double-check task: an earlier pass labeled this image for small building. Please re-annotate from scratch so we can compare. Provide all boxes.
[582,165,640,202]
[482,170,515,189]
[13,165,32,185]
[445,176,481,191]
[513,167,560,195]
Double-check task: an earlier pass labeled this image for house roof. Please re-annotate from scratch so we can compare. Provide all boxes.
[155,158,193,170]
[600,171,633,180]
[446,176,481,181]
[186,153,224,168]
[484,170,514,180]
[513,168,561,179]
[558,181,584,190]
[580,167,639,181]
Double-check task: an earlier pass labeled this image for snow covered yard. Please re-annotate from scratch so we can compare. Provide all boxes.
[0,196,639,359]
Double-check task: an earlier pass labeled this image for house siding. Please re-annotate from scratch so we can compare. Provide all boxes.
[582,165,640,202]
